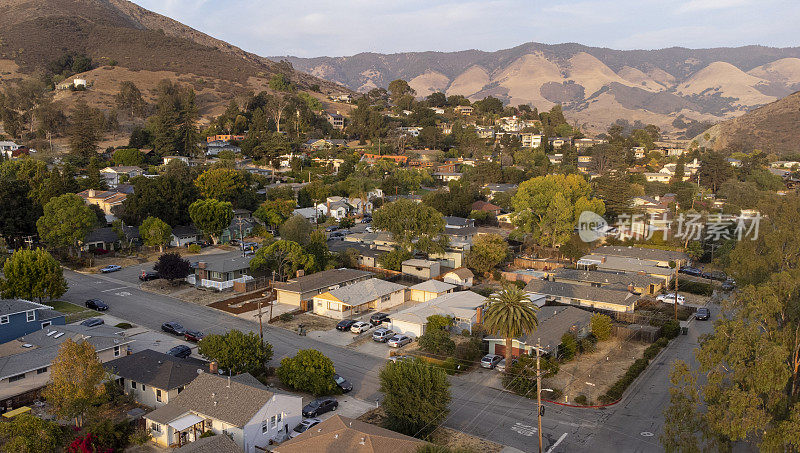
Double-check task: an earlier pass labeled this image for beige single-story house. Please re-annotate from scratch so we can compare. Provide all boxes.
[274,269,373,308]
[273,415,425,453]
[407,280,456,302]
[486,305,592,358]
[312,278,406,320]
[524,279,638,313]
[442,268,474,287]
[401,259,441,280]
[389,291,487,338]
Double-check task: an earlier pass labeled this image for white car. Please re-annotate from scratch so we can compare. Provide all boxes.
[350,321,371,334]
[100,265,122,273]
[656,293,685,305]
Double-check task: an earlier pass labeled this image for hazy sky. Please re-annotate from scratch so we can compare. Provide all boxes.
[134,0,799,57]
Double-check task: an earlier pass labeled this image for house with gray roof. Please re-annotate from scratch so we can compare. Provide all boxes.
[0,299,65,344]
[144,372,302,451]
[274,268,373,308]
[402,259,441,279]
[390,290,488,337]
[0,324,132,409]
[549,268,666,295]
[408,280,456,302]
[105,349,209,408]
[312,278,406,319]
[83,226,140,251]
[591,246,688,267]
[524,279,639,313]
[189,255,253,290]
[577,254,675,282]
[486,305,593,358]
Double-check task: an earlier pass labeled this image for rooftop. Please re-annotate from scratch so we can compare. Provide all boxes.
[323,278,406,307]
[551,268,663,289]
[408,280,456,294]
[593,246,688,262]
[487,305,593,353]
[402,259,439,268]
[391,291,487,324]
[274,415,424,453]
[0,299,53,317]
[275,268,373,294]
[524,279,638,308]
[104,349,208,391]
[196,254,252,273]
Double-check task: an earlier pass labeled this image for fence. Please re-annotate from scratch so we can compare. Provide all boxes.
[513,257,568,271]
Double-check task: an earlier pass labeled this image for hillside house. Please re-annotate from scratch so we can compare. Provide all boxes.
[77,189,128,222]
[100,166,144,187]
[454,105,474,115]
[326,112,345,130]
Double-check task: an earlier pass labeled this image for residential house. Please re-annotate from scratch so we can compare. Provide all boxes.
[163,156,190,166]
[220,216,258,244]
[77,189,128,223]
[206,135,246,143]
[444,216,475,229]
[316,200,349,220]
[172,435,240,453]
[389,291,487,337]
[188,255,253,290]
[442,268,474,288]
[643,172,671,183]
[0,300,65,344]
[206,141,241,157]
[274,269,373,308]
[170,226,200,247]
[328,94,353,103]
[0,141,20,157]
[727,158,743,167]
[632,147,646,159]
[326,112,345,130]
[548,268,665,295]
[590,246,688,268]
[453,105,474,115]
[439,123,453,135]
[486,305,592,358]
[521,133,543,148]
[401,259,441,280]
[524,279,638,313]
[577,254,674,282]
[432,107,446,115]
[105,349,208,408]
[549,137,571,149]
[471,200,501,216]
[101,166,144,188]
[429,241,470,268]
[433,171,463,182]
[145,372,302,451]
[0,325,132,410]
[82,226,140,251]
[399,126,423,137]
[408,280,456,302]
[312,278,406,319]
[475,126,495,140]
[482,184,517,198]
[304,138,347,150]
[274,415,424,453]
[574,138,608,151]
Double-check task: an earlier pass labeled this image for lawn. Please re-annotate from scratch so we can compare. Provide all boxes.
[45,300,95,323]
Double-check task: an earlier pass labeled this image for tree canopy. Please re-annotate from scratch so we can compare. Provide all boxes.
[1,248,67,301]
[198,330,273,375]
[188,198,233,244]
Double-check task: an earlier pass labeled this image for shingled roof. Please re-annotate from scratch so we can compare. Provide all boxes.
[104,349,207,391]
[274,415,424,453]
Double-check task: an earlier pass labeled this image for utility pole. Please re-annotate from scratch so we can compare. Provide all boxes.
[536,338,543,453]
[674,264,679,321]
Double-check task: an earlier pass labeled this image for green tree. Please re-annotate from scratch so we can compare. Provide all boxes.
[0,413,64,453]
[418,328,455,355]
[388,79,415,102]
[0,177,40,242]
[502,355,559,397]
[139,216,172,252]
[697,151,734,193]
[42,339,105,427]
[590,313,613,341]
[119,171,199,227]
[276,349,337,396]
[512,174,605,248]
[426,314,454,332]
[373,199,447,253]
[36,193,97,255]
[278,214,313,245]
[115,81,146,118]
[1,248,67,301]
[254,199,295,232]
[378,247,412,271]
[188,198,233,244]
[379,358,450,436]
[198,330,273,375]
[467,233,509,276]
[150,80,199,156]
[69,101,103,158]
[194,168,249,204]
[483,285,539,371]
[268,74,293,92]
[112,148,145,166]
[250,240,314,280]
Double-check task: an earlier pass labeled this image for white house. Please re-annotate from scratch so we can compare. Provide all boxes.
[100,166,144,187]
[312,278,406,319]
[316,201,349,220]
[170,226,200,247]
[407,280,456,302]
[401,259,441,280]
[389,291,488,338]
[442,268,474,288]
[145,372,302,451]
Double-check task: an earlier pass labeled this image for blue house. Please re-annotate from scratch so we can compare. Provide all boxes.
[0,300,66,344]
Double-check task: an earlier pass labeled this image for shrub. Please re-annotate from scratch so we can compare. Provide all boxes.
[114,322,133,329]
[559,332,578,361]
[590,313,613,341]
[276,349,338,396]
[600,358,651,403]
[461,329,471,337]
[279,313,294,322]
[503,355,559,397]
[187,244,201,253]
[579,337,596,354]
[454,337,483,363]
[678,280,712,295]
[426,314,454,332]
[662,320,681,339]
[574,394,588,405]
[419,329,455,355]
[199,431,216,438]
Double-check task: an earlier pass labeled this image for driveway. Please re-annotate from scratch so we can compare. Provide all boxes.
[72,313,200,357]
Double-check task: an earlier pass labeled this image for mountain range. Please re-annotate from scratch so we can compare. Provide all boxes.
[277,43,800,135]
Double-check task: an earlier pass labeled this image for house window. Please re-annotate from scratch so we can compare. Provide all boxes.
[8,373,25,383]
[0,315,7,324]
[41,321,52,328]
[270,414,277,428]
[141,384,146,391]
[381,295,390,302]
[131,381,137,389]
[26,311,35,322]
[156,389,162,402]
[262,421,268,434]
[113,346,121,357]
[177,386,184,394]
[36,367,47,374]
[151,423,161,433]
[277,413,283,425]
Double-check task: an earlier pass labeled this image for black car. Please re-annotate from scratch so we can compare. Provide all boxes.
[302,397,338,417]
[369,312,390,326]
[679,266,703,277]
[701,270,727,281]
[721,279,736,291]
[85,299,109,311]
[81,318,104,327]
[139,271,159,281]
[167,345,192,358]
[325,225,339,232]
[161,322,186,336]
[336,319,357,332]
[333,373,353,393]
[695,308,711,320]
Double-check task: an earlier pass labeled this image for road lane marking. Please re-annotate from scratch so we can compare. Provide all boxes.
[641,432,654,437]
[546,433,568,453]
[511,422,537,436]
[101,287,128,293]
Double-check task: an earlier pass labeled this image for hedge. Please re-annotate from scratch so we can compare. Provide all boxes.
[678,280,713,295]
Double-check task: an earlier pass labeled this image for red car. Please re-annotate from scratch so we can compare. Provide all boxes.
[184,330,204,342]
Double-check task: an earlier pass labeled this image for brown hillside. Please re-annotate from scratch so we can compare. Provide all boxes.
[695,91,800,155]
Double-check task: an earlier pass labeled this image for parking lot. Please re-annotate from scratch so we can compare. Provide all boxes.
[72,313,201,358]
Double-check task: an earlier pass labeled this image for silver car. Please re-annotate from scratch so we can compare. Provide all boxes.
[387,334,412,348]
[290,418,321,438]
[372,327,395,342]
[481,354,503,369]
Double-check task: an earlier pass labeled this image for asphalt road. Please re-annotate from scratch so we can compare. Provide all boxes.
[62,269,721,452]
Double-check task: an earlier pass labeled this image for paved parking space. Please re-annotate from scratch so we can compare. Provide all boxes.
[458,366,505,391]
[71,313,199,357]
[303,394,376,422]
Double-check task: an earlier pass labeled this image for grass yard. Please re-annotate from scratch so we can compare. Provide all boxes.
[45,300,96,323]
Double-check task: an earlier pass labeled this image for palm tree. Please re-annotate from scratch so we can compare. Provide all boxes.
[482,284,539,371]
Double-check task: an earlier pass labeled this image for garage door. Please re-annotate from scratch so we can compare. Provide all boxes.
[390,320,423,338]
[492,344,525,357]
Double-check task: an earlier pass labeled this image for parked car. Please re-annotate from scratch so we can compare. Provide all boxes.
[361,217,372,224]
[85,299,108,311]
[495,358,518,373]
[679,266,703,277]
[721,279,736,291]
[387,335,412,348]
[139,271,159,281]
[388,355,412,363]
[184,330,204,342]
[325,226,339,232]
[302,397,338,417]
[161,321,186,336]
[228,239,240,246]
[290,418,322,438]
[370,312,390,326]
[167,345,192,358]
[81,318,104,327]
[243,249,255,256]
[695,308,711,320]
[100,265,122,273]
[372,327,395,342]
[333,374,353,393]
[336,319,357,332]
[480,354,503,369]
[350,321,371,334]
[364,226,375,233]
[701,270,727,281]
[656,293,686,305]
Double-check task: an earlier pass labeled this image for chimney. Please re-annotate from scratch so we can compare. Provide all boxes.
[199,262,207,269]
[88,189,96,197]
[296,269,305,278]
[476,306,483,324]
[209,361,218,374]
